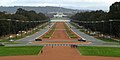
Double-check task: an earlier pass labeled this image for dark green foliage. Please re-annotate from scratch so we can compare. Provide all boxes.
[71,10,108,21]
[0,8,49,37]
[109,2,120,19]
[71,2,120,37]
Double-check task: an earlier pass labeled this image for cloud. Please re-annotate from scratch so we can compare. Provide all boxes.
[0,0,17,5]
[0,0,119,10]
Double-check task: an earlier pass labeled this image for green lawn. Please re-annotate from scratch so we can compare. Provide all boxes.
[43,34,51,38]
[67,33,78,38]
[42,24,56,38]
[97,37,118,42]
[70,22,81,29]
[4,42,20,44]
[0,46,43,56]
[77,46,120,57]
[42,29,55,38]
[64,23,78,38]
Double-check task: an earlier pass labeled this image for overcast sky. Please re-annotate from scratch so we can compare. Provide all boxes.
[0,0,120,10]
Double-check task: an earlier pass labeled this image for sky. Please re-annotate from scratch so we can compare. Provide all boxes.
[0,0,120,10]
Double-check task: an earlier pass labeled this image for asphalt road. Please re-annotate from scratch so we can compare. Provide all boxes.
[5,22,120,47]
[66,22,119,45]
[15,24,53,44]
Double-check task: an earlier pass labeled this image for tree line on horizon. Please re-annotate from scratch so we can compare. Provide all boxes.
[0,8,49,37]
[71,2,120,37]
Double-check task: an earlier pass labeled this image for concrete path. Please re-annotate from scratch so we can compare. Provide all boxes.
[0,46,120,60]
[38,46,80,60]
[15,29,48,44]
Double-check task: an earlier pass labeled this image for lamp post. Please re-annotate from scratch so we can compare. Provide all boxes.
[101,20,105,37]
[101,20,104,36]
[109,20,113,38]
[7,19,11,40]
[15,20,19,38]
[25,21,29,35]
[20,21,25,37]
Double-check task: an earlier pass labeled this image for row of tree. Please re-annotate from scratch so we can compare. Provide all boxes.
[0,8,49,36]
[71,2,120,37]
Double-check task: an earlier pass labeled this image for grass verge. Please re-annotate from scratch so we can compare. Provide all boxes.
[77,46,120,57]
[70,22,81,29]
[64,23,78,38]
[0,23,49,42]
[0,46,43,56]
[42,23,56,38]
[70,22,119,43]
[97,37,118,42]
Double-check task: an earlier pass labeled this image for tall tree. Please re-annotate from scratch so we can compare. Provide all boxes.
[109,2,120,19]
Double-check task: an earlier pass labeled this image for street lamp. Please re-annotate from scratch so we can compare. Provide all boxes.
[7,19,11,40]
[109,20,113,38]
[15,20,19,38]
[25,21,29,35]
[101,20,105,37]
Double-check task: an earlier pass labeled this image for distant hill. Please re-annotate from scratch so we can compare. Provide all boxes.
[0,6,87,14]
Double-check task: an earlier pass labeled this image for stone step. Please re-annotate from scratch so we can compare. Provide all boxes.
[42,40,78,42]
[43,44,75,46]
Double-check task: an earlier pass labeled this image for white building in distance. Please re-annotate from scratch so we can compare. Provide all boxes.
[54,12,67,18]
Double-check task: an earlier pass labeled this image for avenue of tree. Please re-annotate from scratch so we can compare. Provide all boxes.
[71,2,120,37]
[0,8,49,37]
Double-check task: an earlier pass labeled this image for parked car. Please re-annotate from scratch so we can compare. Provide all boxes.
[35,38,42,41]
[78,38,86,42]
